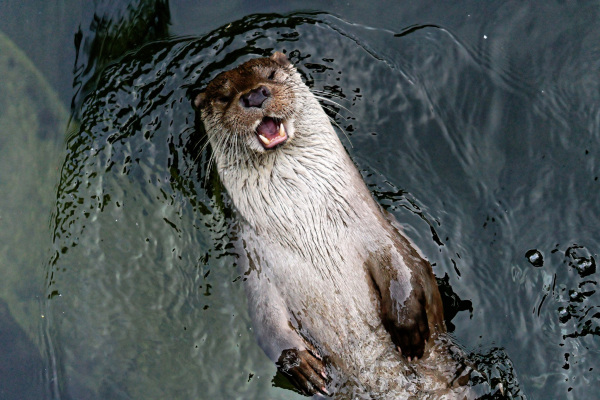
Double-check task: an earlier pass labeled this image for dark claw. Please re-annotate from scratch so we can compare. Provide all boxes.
[277,348,329,396]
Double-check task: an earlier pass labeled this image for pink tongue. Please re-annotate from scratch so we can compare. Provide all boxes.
[257,117,279,139]
[256,117,288,149]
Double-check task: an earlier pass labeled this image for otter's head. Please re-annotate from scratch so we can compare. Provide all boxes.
[194,52,298,155]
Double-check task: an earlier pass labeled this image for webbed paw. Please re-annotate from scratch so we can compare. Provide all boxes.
[277,348,329,396]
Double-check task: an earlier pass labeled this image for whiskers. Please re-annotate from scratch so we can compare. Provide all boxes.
[187,129,215,184]
[186,131,209,175]
[190,70,358,184]
[202,124,258,186]
[198,123,230,185]
[309,88,355,148]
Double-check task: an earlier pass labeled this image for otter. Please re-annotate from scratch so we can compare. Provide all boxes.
[194,52,470,398]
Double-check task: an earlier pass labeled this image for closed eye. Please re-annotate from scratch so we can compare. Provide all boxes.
[268,70,276,80]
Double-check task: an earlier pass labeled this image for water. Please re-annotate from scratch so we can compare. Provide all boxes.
[0,1,599,399]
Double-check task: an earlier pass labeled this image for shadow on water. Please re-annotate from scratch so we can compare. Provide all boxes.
[71,0,172,117]
[40,1,600,399]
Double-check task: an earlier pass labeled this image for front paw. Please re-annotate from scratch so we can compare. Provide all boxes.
[277,348,329,396]
[383,287,430,361]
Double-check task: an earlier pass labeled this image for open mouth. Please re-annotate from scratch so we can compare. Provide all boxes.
[256,117,288,149]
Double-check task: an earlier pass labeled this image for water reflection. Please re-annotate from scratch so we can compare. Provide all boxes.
[0,299,44,399]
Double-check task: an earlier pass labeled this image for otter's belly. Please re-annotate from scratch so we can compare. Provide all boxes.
[264,241,396,363]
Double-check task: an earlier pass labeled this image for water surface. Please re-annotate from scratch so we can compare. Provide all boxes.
[0,1,599,399]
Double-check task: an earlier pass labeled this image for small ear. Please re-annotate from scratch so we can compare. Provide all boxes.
[270,51,290,67]
[193,92,206,110]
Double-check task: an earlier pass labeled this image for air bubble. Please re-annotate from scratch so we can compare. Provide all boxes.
[526,249,544,267]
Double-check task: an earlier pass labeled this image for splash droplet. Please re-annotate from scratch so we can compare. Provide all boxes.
[526,249,544,267]
[565,245,596,277]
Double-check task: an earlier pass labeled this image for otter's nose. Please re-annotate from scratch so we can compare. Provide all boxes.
[240,85,271,108]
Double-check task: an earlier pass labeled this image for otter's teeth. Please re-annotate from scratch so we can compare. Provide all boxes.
[258,134,270,145]
[279,123,286,137]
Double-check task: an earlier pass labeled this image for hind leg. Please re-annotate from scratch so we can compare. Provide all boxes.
[367,232,445,360]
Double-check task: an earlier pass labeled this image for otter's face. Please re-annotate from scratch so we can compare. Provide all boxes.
[194,52,298,154]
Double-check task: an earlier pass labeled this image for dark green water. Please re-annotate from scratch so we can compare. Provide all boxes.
[1,1,599,399]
